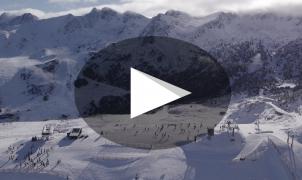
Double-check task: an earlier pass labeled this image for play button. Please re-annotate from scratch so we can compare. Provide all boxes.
[74,36,231,149]
[131,68,191,118]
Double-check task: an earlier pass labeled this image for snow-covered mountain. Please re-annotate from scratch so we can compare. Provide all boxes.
[0,12,38,29]
[0,7,302,180]
[0,8,149,57]
[1,8,302,121]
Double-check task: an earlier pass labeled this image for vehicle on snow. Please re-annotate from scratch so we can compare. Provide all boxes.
[42,125,54,136]
[67,128,82,139]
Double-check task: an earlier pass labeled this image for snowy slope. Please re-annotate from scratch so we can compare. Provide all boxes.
[0,56,39,86]
[0,109,301,180]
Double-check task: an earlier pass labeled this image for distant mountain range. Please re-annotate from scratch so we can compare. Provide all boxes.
[0,7,302,121]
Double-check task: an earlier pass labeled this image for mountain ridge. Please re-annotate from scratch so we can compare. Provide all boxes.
[0,7,302,121]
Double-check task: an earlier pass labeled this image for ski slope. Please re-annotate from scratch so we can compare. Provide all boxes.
[0,96,301,180]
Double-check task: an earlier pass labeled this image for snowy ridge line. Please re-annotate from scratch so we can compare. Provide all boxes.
[247,96,299,119]
[266,102,295,118]
[1,9,302,122]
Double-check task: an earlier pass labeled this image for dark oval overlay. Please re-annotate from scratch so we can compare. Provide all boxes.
[74,36,231,149]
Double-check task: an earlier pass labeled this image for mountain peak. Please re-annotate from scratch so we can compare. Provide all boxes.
[20,13,39,21]
[165,10,190,17]
[90,7,98,14]
[88,7,119,17]
[0,12,38,26]
[84,7,121,22]
[10,13,38,25]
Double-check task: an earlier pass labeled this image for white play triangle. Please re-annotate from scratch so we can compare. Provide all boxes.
[131,67,191,118]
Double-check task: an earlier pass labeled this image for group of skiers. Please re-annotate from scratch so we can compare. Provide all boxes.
[19,146,51,169]
[6,145,19,161]
[6,142,52,170]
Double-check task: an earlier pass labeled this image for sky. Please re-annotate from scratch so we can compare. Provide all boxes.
[1,0,302,18]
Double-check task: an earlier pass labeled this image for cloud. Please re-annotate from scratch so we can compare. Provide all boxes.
[0,8,46,17]
[114,0,302,17]
[1,0,302,19]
